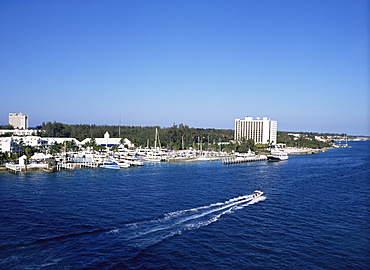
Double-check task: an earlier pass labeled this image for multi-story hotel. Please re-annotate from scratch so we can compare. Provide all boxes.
[9,112,29,129]
[234,116,277,144]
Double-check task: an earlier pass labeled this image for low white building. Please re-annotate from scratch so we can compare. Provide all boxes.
[0,136,80,153]
[315,136,328,142]
[0,129,37,136]
[0,136,47,153]
[0,137,16,153]
[0,132,134,153]
[21,136,48,147]
[43,137,81,146]
[81,132,134,148]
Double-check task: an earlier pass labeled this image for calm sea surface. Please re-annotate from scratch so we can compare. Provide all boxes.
[1,141,369,269]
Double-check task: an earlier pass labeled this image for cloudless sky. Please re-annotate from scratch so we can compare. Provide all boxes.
[0,0,368,135]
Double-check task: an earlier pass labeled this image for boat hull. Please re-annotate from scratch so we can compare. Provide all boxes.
[100,162,120,169]
[267,155,288,161]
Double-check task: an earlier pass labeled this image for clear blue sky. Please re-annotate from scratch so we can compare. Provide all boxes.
[0,0,368,135]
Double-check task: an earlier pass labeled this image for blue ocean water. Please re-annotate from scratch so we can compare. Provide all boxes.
[0,141,369,269]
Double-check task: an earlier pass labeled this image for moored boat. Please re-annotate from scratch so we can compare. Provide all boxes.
[268,144,289,161]
[100,162,120,169]
[115,161,130,168]
[267,152,289,161]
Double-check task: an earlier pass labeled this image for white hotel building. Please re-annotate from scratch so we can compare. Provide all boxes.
[9,112,29,129]
[234,116,277,144]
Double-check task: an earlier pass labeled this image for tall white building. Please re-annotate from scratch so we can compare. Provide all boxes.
[234,116,277,144]
[8,112,28,129]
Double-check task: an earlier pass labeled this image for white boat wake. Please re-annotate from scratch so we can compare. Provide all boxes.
[108,193,266,248]
[3,193,266,268]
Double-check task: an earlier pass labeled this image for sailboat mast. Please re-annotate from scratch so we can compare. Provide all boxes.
[119,112,121,137]
[155,128,157,149]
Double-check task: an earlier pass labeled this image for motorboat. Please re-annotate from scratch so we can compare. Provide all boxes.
[130,159,144,166]
[100,162,120,170]
[253,190,264,198]
[122,156,144,166]
[268,144,289,161]
[267,152,289,161]
[267,150,288,161]
[142,155,163,162]
[115,161,130,168]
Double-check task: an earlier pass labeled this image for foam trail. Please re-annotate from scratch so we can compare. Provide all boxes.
[112,193,265,248]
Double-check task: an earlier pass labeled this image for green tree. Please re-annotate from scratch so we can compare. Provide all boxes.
[0,124,14,130]
[49,143,62,155]
[277,131,332,149]
[37,122,235,150]
[65,140,79,152]
[111,145,119,152]
[24,146,37,158]
[14,139,25,158]
[236,138,256,153]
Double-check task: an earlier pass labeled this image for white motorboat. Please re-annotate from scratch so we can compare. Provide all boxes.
[122,157,144,166]
[253,190,264,198]
[116,161,130,168]
[268,144,289,161]
[142,155,163,162]
[130,159,144,166]
[100,162,120,170]
[267,152,289,161]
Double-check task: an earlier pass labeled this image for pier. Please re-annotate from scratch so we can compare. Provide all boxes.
[222,155,267,165]
[57,163,75,171]
[57,162,101,170]
[5,162,103,173]
[79,162,100,168]
[5,163,23,172]
[5,163,49,173]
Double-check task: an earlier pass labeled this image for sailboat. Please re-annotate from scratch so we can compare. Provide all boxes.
[142,128,163,162]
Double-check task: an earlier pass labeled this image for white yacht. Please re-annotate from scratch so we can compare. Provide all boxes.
[115,161,130,168]
[267,144,289,161]
[122,157,144,166]
[100,162,120,170]
[267,151,289,161]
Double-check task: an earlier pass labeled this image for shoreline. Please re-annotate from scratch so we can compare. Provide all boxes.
[0,145,340,173]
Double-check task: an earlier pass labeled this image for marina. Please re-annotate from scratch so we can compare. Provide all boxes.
[2,147,235,173]
[1,143,340,173]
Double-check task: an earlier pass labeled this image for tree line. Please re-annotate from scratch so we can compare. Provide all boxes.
[40,122,235,150]
[277,131,333,149]
[7,122,336,151]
